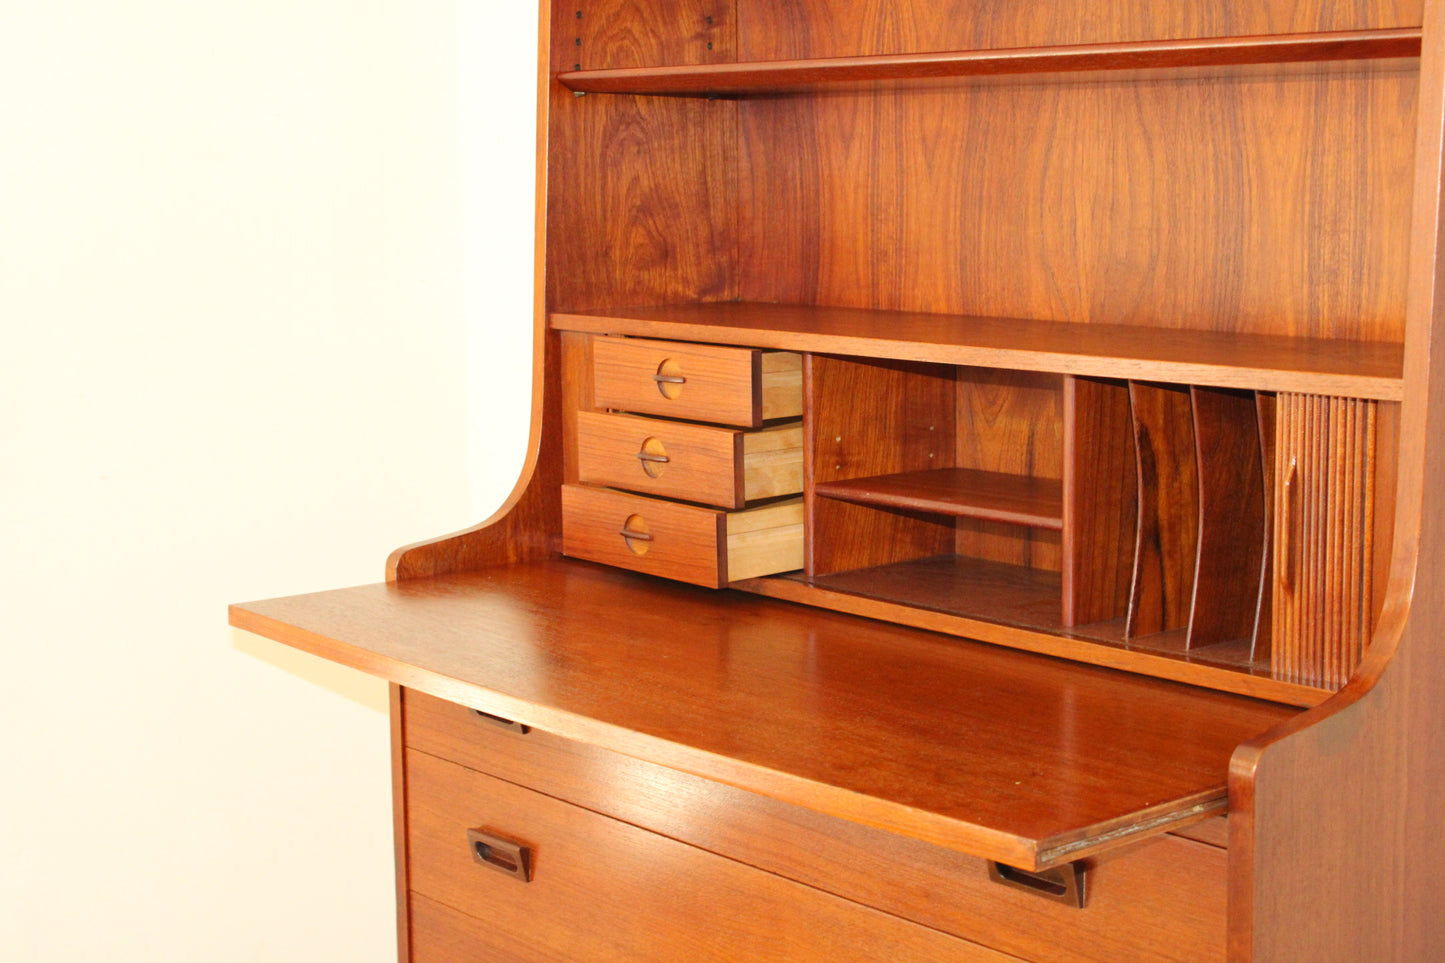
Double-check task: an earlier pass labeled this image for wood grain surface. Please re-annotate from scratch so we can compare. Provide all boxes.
[1127,382,1201,638]
[816,468,1063,529]
[552,303,1406,399]
[1188,387,1268,649]
[1063,377,1138,626]
[561,30,1421,95]
[403,687,1229,963]
[230,558,1295,871]
[405,750,1011,962]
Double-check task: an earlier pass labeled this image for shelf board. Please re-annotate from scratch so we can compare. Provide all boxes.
[231,558,1295,870]
[743,555,1329,707]
[552,302,1404,400]
[817,468,1064,529]
[558,28,1421,97]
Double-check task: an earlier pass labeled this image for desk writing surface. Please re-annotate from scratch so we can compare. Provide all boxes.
[231,558,1295,868]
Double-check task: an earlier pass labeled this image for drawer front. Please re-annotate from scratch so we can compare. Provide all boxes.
[404,749,1012,963]
[405,689,1227,963]
[576,410,803,509]
[591,336,802,427]
[562,484,803,587]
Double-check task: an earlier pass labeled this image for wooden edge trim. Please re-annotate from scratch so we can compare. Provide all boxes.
[1033,791,1227,868]
[389,683,411,963]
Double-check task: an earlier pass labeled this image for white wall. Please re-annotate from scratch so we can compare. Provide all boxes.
[1,2,533,959]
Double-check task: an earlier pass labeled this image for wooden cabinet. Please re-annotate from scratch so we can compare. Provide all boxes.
[231,1,1445,960]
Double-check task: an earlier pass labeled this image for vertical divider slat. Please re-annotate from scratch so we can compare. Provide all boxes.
[1252,391,1278,662]
[1061,376,1137,627]
[1187,387,1268,649]
[1126,382,1200,638]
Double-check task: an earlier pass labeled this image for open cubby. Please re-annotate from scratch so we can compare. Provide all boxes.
[721,351,1397,705]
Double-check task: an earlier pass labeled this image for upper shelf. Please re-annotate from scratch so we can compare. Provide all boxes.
[551,302,1405,400]
[231,559,1294,870]
[557,28,1422,97]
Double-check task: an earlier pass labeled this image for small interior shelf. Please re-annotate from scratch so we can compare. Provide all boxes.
[754,556,1331,707]
[551,302,1404,400]
[557,28,1421,97]
[815,468,1064,530]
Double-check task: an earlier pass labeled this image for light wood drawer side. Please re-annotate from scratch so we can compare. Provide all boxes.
[561,484,803,587]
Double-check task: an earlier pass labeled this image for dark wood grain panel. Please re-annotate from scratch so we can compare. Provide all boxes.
[1127,382,1201,638]
[735,1,1419,60]
[562,0,734,72]
[405,688,1228,963]
[1063,377,1138,626]
[955,368,1064,570]
[737,70,1414,343]
[1188,387,1268,648]
[547,0,737,313]
[230,559,1296,870]
[808,355,957,575]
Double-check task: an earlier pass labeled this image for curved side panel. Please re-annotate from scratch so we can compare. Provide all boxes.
[387,328,565,581]
[388,2,560,583]
[1228,2,1445,956]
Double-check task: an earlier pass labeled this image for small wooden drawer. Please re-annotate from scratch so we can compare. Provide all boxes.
[576,410,803,509]
[591,335,802,428]
[561,484,803,587]
[405,749,1005,962]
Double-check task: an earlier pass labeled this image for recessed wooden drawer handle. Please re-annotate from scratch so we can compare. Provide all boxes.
[653,358,686,399]
[471,707,530,734]
[635,436,670,480]
[618,513,653,555]
[467,828,532,882]
[987,861,1086,908]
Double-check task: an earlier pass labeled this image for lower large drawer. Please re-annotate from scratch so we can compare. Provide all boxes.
[404,749,1013,962]
[404,689,1228,963]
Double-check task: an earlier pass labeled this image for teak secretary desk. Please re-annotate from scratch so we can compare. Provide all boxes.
[231,1,1445,960]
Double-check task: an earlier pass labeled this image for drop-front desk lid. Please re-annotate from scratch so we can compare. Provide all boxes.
[230,558,1294,870]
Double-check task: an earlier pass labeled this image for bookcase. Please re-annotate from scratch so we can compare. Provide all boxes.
[231,1,1445,960]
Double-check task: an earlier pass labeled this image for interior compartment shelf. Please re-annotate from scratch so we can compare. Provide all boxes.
[815,468,1063,529]
[551,303,1404,400]
[754,556,1330,707]
[557,28,1421,97]
[230,558,1295,870]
